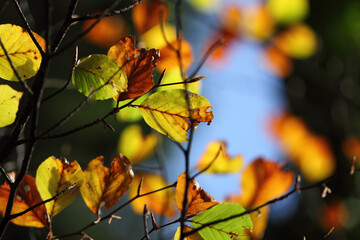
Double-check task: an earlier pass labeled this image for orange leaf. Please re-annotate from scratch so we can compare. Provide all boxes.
[80,155,134,214]
[83,16,128,47]
[262,44,292,77]
[0,173,47,228]
[128,173,176,218]
[157,39,193,71]
[175,172,218,216]
[132,0,168,35]
[107,36,160,100]
[238,158,294,207]
[196,141,243,174]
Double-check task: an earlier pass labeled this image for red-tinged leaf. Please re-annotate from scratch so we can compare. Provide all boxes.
[80,155,134,214]
[132,0,168,34]
[175,172,218,216]
[107,36,160,100]
[0,173,47,228]
[36,157,84,218]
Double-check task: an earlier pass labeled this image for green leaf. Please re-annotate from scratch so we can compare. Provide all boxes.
[0,85,23,127]
[72,54,127,100]
[137,89,213,142]
[190,203,253,240]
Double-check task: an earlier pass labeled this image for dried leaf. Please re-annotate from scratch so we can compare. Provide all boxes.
[0,24,45,81]
[80,155,134,214]
[118,124,158,164]
[107,36,159,100]
[0,173,47,228]
[35,157,84,217]
[128,173,176,218]
[138,89,213,142]
[0,85,23,127]
[175,172,218,216]
[132,0,168,34]
[196,141,243,174]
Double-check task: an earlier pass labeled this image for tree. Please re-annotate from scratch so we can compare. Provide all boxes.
[0,0,359,239]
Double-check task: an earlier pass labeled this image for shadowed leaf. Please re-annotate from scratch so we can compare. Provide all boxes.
[0,85,23,127]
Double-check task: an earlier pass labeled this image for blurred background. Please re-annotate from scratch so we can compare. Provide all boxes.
[1,0,360,239]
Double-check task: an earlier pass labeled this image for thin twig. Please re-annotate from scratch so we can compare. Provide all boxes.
[0,167,12,185]
[143,205,150,240]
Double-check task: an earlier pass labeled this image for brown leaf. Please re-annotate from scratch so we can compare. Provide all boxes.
[108,36,160,100]
[132,0,168,34]
[0,173,47,228]
[175,172,218,216]
[80,155,134,214]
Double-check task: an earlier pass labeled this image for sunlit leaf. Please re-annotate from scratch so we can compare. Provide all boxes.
[243,5,275,40]
[0,24,45,81]
[157,39,193,71]
[157,67,201,94]
[174,225,204,240]
[266,0,309,24]
[0,173,47,228]
[132,0,168,35]
[196,141,243,174]
[190,203,253,240]
[128,173,176,218]
[247,206,269,239]
[175,172,218,216]
[83,16,128,47]
[72,54,128,100]
[80,155,133,214]
[118,124,158,164]
[0,85,23,127]
[108,36,159,100]
[137,89,213,142]
[270,113,335,181]
[35,157,84,217]
[235,158,293,207]
[140,23,177,50]
[274,24,317,59]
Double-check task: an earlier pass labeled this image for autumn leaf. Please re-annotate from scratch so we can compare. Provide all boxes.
[35,157,84,217]
[196,141,243,174]
[107,36,159,100]
[137,89,214,142]
[118,124,158,164]
[115,94,148,122]
[0,24,45,81]
[175,172,218,216]
[80,155,133,214]
[72,54,128,100]
[128,173,176,218]
[190,203,253,240]
[266,0,309,24]
[157,39,194,71]
[140,23,177,50]
[132,0,168,35]
[83,15,128,48]
[230,158,293,208]
[0,85,23,128]
[262,44,292,77]
[242,5,275,40]
[343,137,360,164]
[174,225,204,240]
[0,173,47,228]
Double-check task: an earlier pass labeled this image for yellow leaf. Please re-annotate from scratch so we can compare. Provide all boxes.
[196,141,243,174]
[0,24,45,81]
[128,173,176,218]
[274,24,317,59]
[140,23,177,50]
[236,158,293,207]
[266,0,309,24]
[175,172,218,216]
[35,157,84,217]
[0,85,23,127]
[118,124,158,164]
[243,5,275,40]
[138,89,214,142]
[0,173,47,228]
[174,225,204,240]
[80,155,134,214]
[157,67,201,94]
